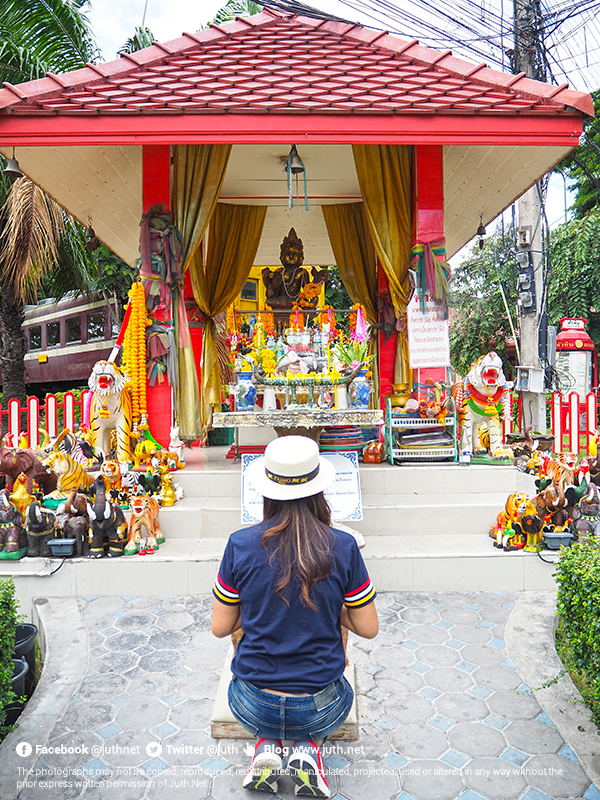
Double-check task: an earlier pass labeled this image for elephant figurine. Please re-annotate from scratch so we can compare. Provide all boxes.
[86,475,127,558]
[0,489,27,559]
[58,489,91,557]
[24,502,56,558]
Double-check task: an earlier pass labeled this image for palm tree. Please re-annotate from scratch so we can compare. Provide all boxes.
[207,1,263,26]
[0,0,98,406]
[118,27,156,55]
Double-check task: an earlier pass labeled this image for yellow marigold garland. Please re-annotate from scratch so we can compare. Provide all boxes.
[122,281,149,436]
[264,305,275,334]
[226,304,236,333]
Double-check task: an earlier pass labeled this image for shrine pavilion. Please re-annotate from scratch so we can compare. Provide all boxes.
[0,5,592,446]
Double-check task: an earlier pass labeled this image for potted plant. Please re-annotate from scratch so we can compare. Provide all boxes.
[0,579,19,737]
[14,622,38,697]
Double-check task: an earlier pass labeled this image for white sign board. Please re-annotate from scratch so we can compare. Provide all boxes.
[241,451,362,524]
[407,291,450,369]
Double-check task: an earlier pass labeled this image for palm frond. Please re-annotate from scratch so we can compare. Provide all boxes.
[118,27,156,55]
[0,41,49,85]
[0,0,98,71]
[213,0,263,23]
[0,177,64,300]
[42,217,97,300]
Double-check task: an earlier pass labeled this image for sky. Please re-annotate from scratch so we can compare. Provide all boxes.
[86,0,576,235]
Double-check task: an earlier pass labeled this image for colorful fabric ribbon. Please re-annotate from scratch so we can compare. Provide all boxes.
[410,238,451,318]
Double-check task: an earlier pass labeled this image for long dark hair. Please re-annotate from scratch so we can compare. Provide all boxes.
[262,492,333,610]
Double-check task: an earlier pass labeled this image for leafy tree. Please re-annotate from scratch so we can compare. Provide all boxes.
[547,207,600,345]
[324,265,352,313]
[449,228,519,377]
[0,0,98,406]
[555,90,600,219]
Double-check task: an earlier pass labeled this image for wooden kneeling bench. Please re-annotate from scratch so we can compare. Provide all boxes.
[210,628,358,740]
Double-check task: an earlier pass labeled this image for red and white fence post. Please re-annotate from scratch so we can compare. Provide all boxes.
[551,391,563,453]
[569,392,580,455]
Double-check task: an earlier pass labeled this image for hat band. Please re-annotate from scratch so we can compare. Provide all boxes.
[265,464,320,486]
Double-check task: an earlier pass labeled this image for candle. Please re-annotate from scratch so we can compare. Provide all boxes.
[327,342,331,374]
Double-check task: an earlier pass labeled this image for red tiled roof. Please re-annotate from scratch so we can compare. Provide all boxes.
[0,9,592,117]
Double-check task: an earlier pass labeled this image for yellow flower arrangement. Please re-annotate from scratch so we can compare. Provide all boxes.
[260,348,277,374]
[122,281,149,435]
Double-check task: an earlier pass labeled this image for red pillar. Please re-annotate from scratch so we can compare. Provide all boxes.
[414,145,446,389]
[377,145,445,408]
[142,144,172,448]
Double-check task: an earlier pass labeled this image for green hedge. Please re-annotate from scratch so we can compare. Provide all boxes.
[0,579,19,737]
[554,539,600,728]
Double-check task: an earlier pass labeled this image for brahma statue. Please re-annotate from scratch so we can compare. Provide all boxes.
[454,352,512,460]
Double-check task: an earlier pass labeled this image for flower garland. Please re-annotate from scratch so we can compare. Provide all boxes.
[264,305,275,334]
[319,305,336,329]
[289,308,304,330]
[226,305,237,334]
[296,282,321,308]
[122,281,149,436]
[349,303,364,331]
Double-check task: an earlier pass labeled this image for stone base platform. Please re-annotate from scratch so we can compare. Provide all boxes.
[4,446,558,615]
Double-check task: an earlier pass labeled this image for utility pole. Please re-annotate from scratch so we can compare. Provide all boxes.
[513,0,547,432]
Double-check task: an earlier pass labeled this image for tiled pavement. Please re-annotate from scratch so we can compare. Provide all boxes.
[6,591,600,800]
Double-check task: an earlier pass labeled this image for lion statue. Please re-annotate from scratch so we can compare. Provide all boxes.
[453,351,512,459]
[88,360,133,463]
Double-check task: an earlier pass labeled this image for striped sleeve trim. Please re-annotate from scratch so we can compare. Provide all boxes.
[345,578,376,608]
[213,572,240,605]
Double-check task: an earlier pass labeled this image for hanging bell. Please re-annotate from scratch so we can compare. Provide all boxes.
[85,225,100,251]
[3,157,23,180]
[288,144,304,175]
[477,215,486,250]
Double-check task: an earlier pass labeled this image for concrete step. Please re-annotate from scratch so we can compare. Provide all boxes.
[173,462,536,499]
[155,491,515,538]
[9,534,557,615]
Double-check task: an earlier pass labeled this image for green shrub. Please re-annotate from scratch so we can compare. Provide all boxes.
[554,539,600,727]
[0,579,19,736]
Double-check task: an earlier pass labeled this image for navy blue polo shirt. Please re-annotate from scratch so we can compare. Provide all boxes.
[213,521,376,693]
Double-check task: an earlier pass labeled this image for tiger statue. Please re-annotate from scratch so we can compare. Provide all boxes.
[543,452,578,490]
[452,351,512,459]
[41,450,95,500]
[489,492,542,551]
[88,360,133,463]
[123,490,164,555]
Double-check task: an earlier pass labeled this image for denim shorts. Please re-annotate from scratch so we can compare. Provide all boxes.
[228,674,354,741]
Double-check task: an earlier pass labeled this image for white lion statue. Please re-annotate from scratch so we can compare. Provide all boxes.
[453,352,512,459]
[88,360,133,463]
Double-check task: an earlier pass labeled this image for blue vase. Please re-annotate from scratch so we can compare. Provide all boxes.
[234,372,256,412]
[349,370,371,409]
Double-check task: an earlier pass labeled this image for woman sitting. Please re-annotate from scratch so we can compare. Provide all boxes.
[212,435,378,797]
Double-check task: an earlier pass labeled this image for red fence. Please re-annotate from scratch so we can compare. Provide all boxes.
[1,391,92,448]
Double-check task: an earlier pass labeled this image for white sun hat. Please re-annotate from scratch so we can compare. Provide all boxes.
[245,435,336,501]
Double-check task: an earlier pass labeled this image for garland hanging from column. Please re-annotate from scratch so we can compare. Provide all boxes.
[122,281,149,438]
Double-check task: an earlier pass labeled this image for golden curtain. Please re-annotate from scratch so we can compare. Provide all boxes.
[321,202,377,325]
[189,202,267,432]
[173,144,232,266]
[172,144,232,439]
[352,144,413,385]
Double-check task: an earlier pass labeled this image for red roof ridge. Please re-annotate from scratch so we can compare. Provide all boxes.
[0,8,593,118]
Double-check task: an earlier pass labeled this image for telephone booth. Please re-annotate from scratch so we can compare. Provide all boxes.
[553,318,598,452]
